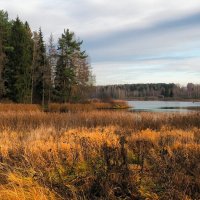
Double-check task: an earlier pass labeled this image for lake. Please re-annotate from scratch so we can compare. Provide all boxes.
[128,101,200,113]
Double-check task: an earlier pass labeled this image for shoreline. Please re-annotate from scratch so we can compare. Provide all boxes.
[124,98,200,102]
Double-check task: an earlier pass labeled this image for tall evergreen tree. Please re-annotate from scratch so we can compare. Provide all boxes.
[0,10,94,103]
[32,28,50,105]
[55,29,88,102]
[0,10,10,52]
[5,17,33,103]
[23,21,33,102]
[47,33,57,102]
[31,31,39,103]
[0,10,11,99]
[0,32,5,98]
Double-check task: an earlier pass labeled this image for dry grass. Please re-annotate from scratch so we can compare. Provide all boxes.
[48,100,129,112]
[0,110,200,132]
[0,105,199,199]
[0,101,129,114]
[0,104,41,112]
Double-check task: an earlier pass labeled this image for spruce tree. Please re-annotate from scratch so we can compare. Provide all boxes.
[32,28,50,105]
[0,10,10,52]
[5,17,33,103]
[0,36,5,98]
[23,21,33,102]
[47,33,57,102]
[0,10,11,99]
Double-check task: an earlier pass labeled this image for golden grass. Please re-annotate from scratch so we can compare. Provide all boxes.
[0,172,56,200]
[48,100,129,112]
[0,110,200,132]
[0,101,129,113]
[0,104,41,112]
[0,106,199,199]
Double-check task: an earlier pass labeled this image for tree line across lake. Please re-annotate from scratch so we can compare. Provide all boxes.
[0,10,94,104]
[95,83,200,100]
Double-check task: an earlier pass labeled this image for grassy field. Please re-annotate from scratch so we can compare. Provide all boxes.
[0,104,199,199]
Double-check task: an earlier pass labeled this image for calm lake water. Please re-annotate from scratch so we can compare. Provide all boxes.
[128,101,200,113]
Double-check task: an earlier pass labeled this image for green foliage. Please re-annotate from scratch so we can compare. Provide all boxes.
[0,10,94,104]
[4,17,33,103]
[0,11,10,46]
[54,29,89,103]
[32,28,50,104]
[0,10,11,98]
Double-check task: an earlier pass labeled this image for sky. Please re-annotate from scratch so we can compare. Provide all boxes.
[0,0,200,85]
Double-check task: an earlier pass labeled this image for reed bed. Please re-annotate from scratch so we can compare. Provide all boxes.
[0,103,41,112]
[48,100,129,113]
[0,106,199,199]
[0,110,200,132]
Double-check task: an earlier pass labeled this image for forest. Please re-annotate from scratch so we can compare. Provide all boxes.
[0,10,94,105]
[95,83,200,100]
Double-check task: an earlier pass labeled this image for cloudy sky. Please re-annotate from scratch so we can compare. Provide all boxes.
[1,0,200,85]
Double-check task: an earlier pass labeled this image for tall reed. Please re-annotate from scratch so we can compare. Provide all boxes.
[0,105,199,199]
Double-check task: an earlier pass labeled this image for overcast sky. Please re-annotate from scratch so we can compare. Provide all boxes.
[1,0,200,85]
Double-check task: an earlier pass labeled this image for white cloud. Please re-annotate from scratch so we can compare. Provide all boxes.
[93,56,200,85]
[0,0,200,85]
[1,0,200,36]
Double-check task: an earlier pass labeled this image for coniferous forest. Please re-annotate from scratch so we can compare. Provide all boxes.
[0,10,94,104]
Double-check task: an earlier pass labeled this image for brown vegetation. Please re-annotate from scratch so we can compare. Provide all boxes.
[0,105,199,199]
[48,100,129,112]
[0,103,41,112]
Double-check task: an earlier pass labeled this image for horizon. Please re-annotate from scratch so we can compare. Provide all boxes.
[0,0,200,85]
[96,82,197,87]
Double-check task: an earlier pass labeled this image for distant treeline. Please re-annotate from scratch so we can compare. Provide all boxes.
[94,83,200,100]
[0,10,94,104]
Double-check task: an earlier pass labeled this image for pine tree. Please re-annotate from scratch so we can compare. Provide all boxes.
[55,29,89,102]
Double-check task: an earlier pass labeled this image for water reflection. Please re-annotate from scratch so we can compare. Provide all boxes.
[128,101,200,113]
